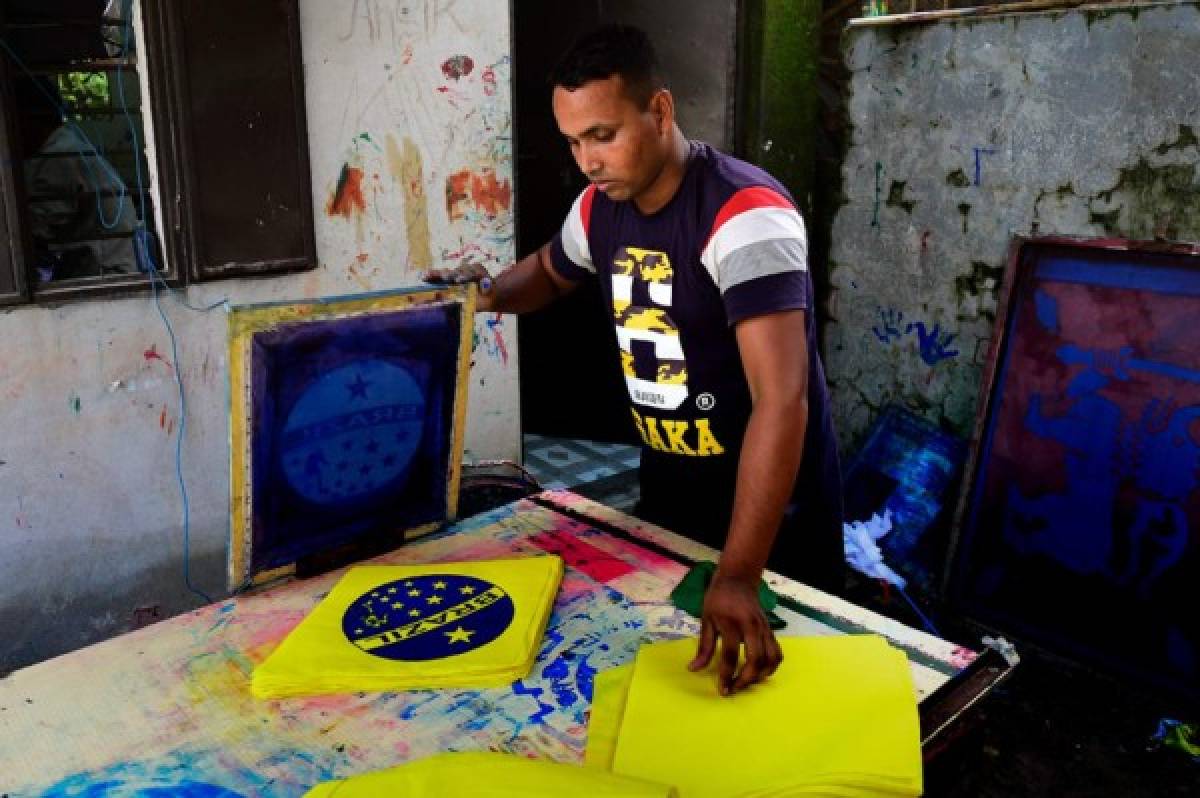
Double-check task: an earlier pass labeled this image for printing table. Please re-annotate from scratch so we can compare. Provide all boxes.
[0,491,1005,796]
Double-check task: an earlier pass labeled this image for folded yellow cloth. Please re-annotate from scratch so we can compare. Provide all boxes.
[590,635,922,798]
[586,663,635,770]
[252,556,563,698]
[303,751,678,797]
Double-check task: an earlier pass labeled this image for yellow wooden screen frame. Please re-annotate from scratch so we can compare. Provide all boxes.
[227,285,477,591]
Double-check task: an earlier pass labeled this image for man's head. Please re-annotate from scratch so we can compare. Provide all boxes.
[549,25,677,204]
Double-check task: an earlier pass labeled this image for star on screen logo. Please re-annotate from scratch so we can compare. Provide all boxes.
[341,574,515,661]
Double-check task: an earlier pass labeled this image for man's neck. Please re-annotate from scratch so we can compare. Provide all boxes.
[633,127,690,215]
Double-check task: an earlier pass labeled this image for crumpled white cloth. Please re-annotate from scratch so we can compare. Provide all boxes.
[843,511,907,589]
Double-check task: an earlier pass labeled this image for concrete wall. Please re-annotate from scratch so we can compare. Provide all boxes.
[824,1,1200,450]
[0,0,519,670]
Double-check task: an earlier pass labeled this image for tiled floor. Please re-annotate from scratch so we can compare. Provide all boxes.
[522,434,641,512]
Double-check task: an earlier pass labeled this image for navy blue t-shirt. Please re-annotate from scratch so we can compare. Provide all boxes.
[549,142,843,590]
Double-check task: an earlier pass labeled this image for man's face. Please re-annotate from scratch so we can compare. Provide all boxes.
[552,75,666,203]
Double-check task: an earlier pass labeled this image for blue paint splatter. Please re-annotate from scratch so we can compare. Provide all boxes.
[872,307,905,344]
[907,321,960,366]
[40,779,245,798]
[576,655,598,702]
[542,653,580,709]
[511,679,556,724]
[1034,289,1059,333]
[973,147,997,186]
[1006,348,1200,616]
[25,751,284,798]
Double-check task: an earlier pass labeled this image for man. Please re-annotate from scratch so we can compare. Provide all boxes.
[429,25,843,695]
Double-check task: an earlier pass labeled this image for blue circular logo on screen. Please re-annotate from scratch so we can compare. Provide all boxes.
[280,359,425,505]
[342,574,515,661]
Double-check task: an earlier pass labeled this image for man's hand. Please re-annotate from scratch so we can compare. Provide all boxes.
[421,244,576,315]
[688,572,783,696]
[423,261,491,289]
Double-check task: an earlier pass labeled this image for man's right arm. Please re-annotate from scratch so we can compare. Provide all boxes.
[425,241,579,314]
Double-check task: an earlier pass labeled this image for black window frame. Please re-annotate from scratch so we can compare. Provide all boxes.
[0,0,317,306]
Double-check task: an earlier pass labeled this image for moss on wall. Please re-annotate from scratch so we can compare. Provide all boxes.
[737,0,822,213]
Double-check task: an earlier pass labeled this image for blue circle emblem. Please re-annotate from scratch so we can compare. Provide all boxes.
[280,359,425,505]
[342,574,515,661]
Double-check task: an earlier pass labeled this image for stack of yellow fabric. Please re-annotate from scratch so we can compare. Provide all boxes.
[252,556,563,699]
[303,752,677,796]
[586,635,923,797]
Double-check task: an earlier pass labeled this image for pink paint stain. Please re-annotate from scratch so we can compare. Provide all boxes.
[950,645,978,669]
[602,533,682,572]
[528,530,636,583]
[143,344,174,373]
[482,66,497,96]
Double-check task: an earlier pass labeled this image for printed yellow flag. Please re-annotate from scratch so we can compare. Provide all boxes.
[303,751,678,797]
[252,556,563,698]
[592,635,922,797]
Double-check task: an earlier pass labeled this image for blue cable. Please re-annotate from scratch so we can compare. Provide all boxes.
[116,1,213,604]
[145,231,211,604]
[896,586,941,638]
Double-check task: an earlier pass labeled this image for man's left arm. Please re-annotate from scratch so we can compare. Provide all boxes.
[688,308,809,695]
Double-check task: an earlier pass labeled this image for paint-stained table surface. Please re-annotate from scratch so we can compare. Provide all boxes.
[0,491,974,797]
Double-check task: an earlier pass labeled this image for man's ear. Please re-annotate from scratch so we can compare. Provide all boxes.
[649,89,674,135]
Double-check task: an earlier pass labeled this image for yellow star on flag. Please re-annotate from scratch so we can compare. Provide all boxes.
[391,602,404,610]
[408,589,421,597]
[409,609,421,617]
[459,585,476,595]
[433,581,447,590]
[426,595,443,605]
[445,626,475,644]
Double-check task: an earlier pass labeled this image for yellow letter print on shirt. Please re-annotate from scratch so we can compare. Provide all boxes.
[612,247,688,411]
[611,248,726,458]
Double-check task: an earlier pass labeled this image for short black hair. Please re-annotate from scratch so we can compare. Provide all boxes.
[548,24,662,107]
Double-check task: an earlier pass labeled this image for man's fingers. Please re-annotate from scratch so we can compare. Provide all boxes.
[717,630,741,696]
[731,624,764,694]
[423,263,487,285]
[763,629,784,680]
[688,618,717,672]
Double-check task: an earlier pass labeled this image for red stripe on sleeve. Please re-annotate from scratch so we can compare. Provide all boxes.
[703,186,794,251]
[580,184,597,238]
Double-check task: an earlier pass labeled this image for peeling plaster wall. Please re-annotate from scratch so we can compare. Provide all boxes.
[825,1,1200,449]
[0,0,518,671]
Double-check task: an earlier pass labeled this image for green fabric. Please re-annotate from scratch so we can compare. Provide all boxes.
[1157,720,1200,760]
[669,561,786,630]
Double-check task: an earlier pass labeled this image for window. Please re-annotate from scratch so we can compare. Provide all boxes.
[0,0,316,305]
